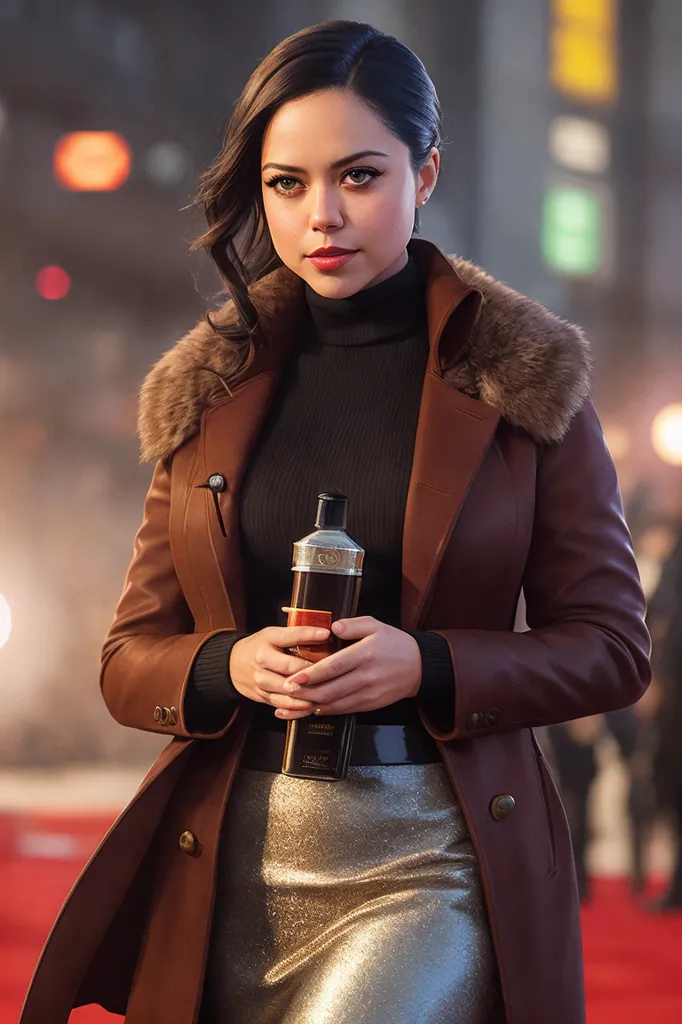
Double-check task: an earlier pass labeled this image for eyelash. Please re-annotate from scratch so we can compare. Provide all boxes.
[264,167,383,197]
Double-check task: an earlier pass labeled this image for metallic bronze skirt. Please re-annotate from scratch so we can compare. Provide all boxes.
[202,762,502,1024]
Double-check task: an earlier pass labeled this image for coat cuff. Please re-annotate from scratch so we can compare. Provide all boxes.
[184,631,249,733]
[405,629,456,732]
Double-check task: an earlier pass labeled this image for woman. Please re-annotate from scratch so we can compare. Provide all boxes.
[21,20,650,1024]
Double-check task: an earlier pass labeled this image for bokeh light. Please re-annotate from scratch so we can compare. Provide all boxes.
[35,265,71,300]
[53,131,132,191]
[651,404,682,466]
[145,141,190,186]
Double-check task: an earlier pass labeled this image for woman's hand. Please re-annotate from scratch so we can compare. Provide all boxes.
[230,626,330,714]
[275,617,422,720]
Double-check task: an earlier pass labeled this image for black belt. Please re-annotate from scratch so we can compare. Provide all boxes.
[240,722,442,772]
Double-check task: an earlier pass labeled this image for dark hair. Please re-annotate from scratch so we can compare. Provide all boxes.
[189,19,442,353]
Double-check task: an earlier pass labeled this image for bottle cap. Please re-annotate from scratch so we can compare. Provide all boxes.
[315,492,348,530]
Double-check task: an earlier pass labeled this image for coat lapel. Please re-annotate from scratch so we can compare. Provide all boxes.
[189,283,305,632]
[196,240,501,635]
[402,241,500,629]
[199,369,290,631]
[400,376,500,629]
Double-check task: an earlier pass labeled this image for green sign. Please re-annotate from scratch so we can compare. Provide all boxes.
[542,185,601,275]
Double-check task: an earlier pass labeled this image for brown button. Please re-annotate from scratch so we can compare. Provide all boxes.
[169,706,178,726]
[153,706,162,722]
[490,794,516,821]
[179,830,201,857]
[486,708,501,727]
[466,712,481,731]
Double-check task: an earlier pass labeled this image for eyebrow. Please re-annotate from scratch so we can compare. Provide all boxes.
[261,150,390,174]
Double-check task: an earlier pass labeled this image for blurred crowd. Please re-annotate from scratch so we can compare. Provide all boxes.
[540,478,682,908]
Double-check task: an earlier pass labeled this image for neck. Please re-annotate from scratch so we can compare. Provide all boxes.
[304,253,426,347]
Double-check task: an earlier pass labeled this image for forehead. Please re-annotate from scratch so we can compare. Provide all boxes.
[261,88,403,163]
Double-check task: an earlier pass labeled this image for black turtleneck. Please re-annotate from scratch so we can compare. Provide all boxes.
[184,254,454,734]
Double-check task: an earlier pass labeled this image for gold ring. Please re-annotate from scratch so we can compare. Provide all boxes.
[314,707,322,715]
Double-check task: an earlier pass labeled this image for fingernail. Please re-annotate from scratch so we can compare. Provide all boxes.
[332,620,345,634]
[315,628,328,638]
[285,682,299,692]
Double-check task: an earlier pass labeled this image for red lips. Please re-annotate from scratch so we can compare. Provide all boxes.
[307,247,357,257]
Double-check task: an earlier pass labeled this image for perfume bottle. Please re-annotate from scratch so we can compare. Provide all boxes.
[281,492,364,781]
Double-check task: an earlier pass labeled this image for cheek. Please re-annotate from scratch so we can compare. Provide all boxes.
[261,193,301,254]
[356,191,415,264]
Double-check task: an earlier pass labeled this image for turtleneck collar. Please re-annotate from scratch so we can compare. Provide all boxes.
[303,253,426,346]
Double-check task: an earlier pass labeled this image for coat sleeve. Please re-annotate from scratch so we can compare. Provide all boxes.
[100,457,244,739]
[417,401,652,741]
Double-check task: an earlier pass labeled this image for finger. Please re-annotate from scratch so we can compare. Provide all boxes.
[270,693,316,710]
[253,669,315,709]
[266,625,330,648]
[331,616,382,639]
[275,707,314,720]
[255,646,314,676]
[261,690,316,710]
[292,672,367,705]
[277,693,367,719]
[285,646,364,688]
[311,690,372,715]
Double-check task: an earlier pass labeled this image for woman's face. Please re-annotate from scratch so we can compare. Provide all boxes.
[260,88,439,297]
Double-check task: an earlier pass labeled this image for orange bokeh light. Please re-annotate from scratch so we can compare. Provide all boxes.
[651,404,682,466]
[53,131,132,191]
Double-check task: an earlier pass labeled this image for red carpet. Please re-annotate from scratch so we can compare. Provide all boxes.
[1,810,681,1023]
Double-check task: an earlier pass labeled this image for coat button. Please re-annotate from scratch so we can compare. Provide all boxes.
[160,706,170,726]
[208,473,227,493]
[179,830,201,857]
[466,712,481,731]
[490,794,516,821]
[169,706,178,726]
[153,706,162,722]
[486,708,501,727]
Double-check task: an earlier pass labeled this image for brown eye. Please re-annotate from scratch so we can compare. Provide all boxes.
[265,175,301,194]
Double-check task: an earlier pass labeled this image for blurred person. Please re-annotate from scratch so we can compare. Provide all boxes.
[644,518,682,911]
[21,20,651,1024]
[546,710,639,902]
[544,510,676,904]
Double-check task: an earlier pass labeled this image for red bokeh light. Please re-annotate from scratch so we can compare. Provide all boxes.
[35,266,71,300]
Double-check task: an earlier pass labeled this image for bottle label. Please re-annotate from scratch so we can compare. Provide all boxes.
[282,607,333,629]
[282,606,334,663]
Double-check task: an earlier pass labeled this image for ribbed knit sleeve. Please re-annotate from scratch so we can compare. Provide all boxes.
[183,631,249,733]
[406,630,456,724]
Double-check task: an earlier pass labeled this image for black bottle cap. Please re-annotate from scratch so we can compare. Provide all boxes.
[315,492,348,530]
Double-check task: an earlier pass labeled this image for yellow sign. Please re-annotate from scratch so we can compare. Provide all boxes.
[550,0,618,105]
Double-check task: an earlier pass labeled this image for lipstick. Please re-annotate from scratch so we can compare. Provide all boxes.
[306,250,358,272]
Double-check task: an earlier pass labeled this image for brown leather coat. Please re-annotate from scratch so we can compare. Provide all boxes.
[20,239,651,1024]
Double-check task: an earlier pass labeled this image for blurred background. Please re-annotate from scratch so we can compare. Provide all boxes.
[1,1,682,1021]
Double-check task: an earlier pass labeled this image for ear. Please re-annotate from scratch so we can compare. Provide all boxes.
[416,146,440,204]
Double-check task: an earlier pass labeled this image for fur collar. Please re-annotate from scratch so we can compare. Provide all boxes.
[138,252,591,463]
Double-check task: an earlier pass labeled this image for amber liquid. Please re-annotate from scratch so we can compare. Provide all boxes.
[289,571,361,660]
[282,570,362,780]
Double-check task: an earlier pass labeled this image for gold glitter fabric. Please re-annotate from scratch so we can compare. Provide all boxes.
[201,763,502,1023]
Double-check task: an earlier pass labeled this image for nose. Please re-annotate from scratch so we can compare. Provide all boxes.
[309,184,344,232]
